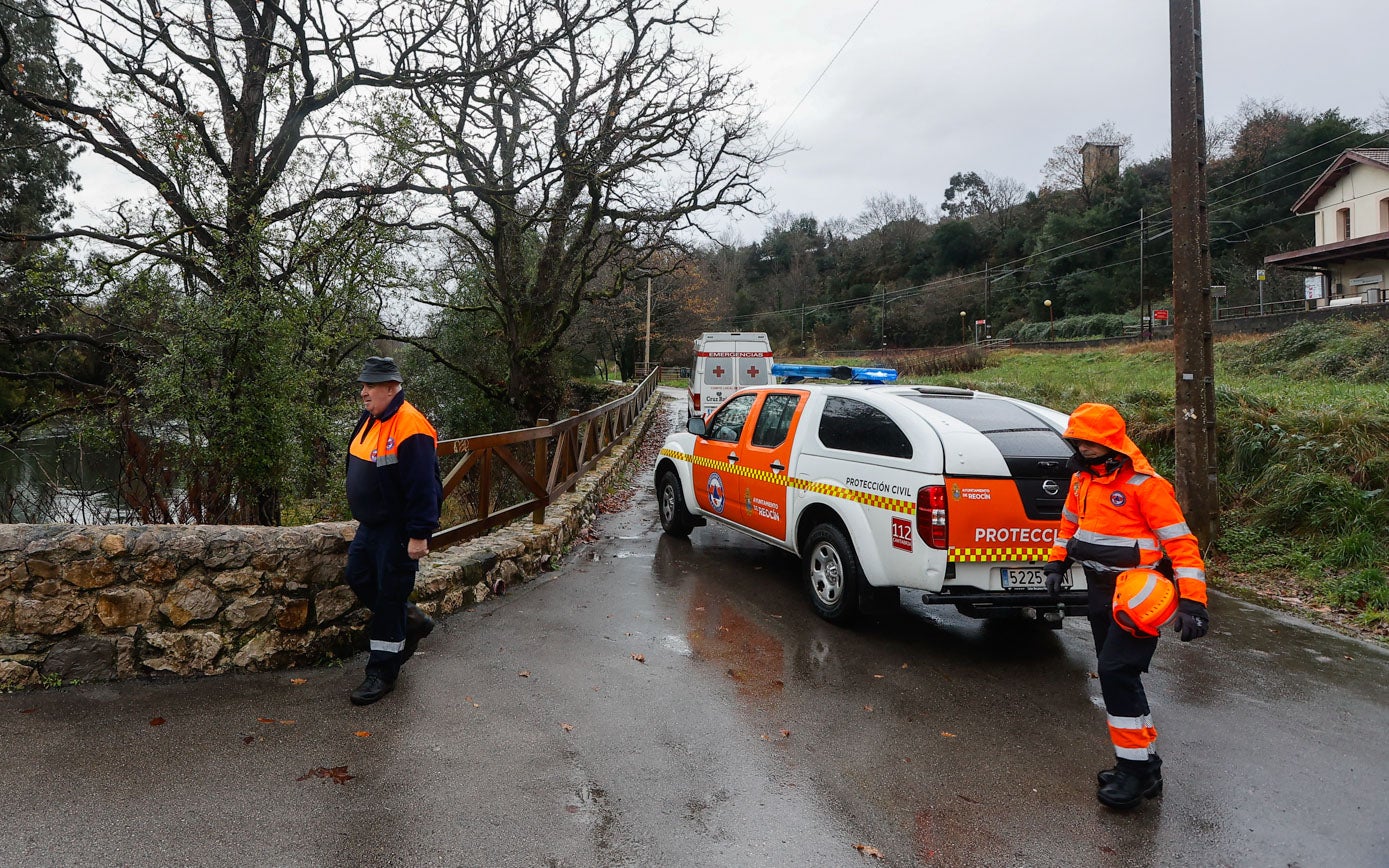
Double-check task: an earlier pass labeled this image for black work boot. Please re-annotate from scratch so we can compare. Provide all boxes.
[349,673,395,706]
[1098,753,1163,789]
[400,603,435,664]
[1097,757,1163,809]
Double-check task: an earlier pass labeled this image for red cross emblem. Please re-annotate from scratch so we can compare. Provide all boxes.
[747,365,760,378]
[711,365,726,377]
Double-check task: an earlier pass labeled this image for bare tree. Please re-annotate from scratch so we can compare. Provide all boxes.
[1040,121,1134,203]
[851,192,928,237]
[390,0,776,423]
[0,0,488,523]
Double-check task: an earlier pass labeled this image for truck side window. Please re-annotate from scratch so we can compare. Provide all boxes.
[705,394,757,442]
[750,394,802,448]
[817,396,913,459]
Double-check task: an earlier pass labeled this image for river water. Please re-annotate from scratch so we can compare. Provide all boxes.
[0,435,137,524]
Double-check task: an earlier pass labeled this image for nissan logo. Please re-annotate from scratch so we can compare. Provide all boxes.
[1042,479,1060,496]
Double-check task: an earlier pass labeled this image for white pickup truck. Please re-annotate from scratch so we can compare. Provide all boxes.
[654,381,1086,625]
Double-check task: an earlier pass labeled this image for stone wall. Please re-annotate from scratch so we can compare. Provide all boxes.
[0,395,661,690]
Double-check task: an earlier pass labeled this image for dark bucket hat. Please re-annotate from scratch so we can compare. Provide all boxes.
[358,356,403,383]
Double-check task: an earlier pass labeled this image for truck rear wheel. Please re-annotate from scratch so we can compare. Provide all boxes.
[657,469,696,537]
[803,523,861,625]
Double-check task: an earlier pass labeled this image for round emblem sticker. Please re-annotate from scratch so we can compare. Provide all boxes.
[386,436,395,451]
[1110,491,1127,507]
[707,472,726,514]
[370,449,378,461]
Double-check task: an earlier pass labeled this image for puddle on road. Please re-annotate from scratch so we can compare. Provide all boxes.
[661,635,694,657]
[612,550,654,560]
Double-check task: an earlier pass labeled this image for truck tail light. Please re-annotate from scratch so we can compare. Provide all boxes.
[917,485,947,549]
[691,393,701,411]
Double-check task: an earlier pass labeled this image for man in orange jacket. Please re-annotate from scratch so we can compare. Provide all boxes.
[1044,403,1210,809]
[344,357,444,705]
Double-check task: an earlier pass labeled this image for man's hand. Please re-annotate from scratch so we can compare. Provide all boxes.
[1043,560,1069,596]
[407,538,429,560]
[1172,599,1209,641]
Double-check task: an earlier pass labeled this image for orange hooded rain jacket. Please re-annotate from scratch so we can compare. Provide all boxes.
[1046,403,1207,605]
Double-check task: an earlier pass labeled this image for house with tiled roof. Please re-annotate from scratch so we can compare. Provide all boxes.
[1264,148,1389,306]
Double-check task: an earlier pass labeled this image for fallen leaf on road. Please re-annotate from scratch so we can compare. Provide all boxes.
[560,722,574,732]
[354,731,371,738]
[695,607,705,612]
[258,717,275,723]
[150,717,166,726]
[519,670,530,678]
[19,708,36,714]
[873,674,884,679]
[1088,672,1099,679]
[1344,655,1354,660]
[760,733,769,740]
[289,678,308,685]
[901,663,908,669]
[863,705,873,712]
[279,720,295,725]
[297,766,353,784]
[853,843,884,859]
[941,732,956,738]
[242,735,254,745]
[631,653,645,663]
[780,729,792,739]
[957,794,979,804]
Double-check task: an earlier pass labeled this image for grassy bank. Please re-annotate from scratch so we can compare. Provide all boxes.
[831,322,1389,642]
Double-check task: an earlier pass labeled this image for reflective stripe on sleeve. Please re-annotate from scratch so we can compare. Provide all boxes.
[1074,529,1156,548]
[1126,473,1152,486]
[1175,567,1206,583]
[1062,507,1079,522]
[370,639,406,653]
[1054,535,1071,547]
[1154,521,1193,540]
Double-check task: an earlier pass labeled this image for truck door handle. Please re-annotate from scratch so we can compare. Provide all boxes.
[727,452,738,463]
[770,460,785,473]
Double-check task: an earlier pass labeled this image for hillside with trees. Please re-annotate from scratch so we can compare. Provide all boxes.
[670,105,1386,355]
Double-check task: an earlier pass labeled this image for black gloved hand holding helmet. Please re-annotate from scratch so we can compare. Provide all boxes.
[1172,599,1209,641]
[1043,560,1069,596]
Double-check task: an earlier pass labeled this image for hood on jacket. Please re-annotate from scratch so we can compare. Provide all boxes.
[1063,402,1158,477]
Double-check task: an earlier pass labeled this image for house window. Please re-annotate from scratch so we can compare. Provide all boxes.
[1337,207,1351,240]
[1380,198,1389,233]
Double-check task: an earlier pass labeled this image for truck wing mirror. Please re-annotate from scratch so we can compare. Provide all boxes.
[686,416,707,437]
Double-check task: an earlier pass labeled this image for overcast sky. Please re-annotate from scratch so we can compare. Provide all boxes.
[708,0,1389,241]
[69,0,1389,243]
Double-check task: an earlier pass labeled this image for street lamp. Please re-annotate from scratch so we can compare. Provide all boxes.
[1044,299,1053,341]
[960,311,967,345]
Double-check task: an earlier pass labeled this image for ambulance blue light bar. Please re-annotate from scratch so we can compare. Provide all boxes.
[771,364,898,383]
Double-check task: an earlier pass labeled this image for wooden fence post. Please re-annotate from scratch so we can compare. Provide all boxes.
[532,420,549,524]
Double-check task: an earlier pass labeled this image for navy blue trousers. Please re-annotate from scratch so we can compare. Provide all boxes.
[1086,570,1160,762]
[345,523,419,681]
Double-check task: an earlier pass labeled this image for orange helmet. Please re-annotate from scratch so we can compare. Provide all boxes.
[1112,568,1178,638]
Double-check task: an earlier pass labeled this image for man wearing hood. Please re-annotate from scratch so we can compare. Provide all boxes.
[1044,402,1210,809]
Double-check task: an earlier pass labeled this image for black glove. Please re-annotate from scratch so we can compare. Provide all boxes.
[1172,599,1209,641]
[1043,560,1068,596]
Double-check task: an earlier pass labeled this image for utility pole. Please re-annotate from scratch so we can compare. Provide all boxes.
[644,276,652,376]
[1169,0,1218,544]
[1139,207,1146,338]
[984,263,990,320]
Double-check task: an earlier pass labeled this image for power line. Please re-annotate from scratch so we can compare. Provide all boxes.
[768,0,881,143]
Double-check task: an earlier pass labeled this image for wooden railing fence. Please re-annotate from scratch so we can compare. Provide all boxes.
[430,369,661,549]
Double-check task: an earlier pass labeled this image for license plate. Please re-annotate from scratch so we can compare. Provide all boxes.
[999,567,1070,590]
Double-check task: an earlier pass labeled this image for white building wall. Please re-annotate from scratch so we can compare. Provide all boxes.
[1314,164,1389,241]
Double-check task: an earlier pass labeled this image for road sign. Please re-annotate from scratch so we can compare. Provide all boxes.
[1153,309,1170,321]
[1256,269,1266,281]
[1210,285,1227,298]
[975,319,987,325]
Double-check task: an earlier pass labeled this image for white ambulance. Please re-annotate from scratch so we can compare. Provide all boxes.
[688,332,773,417]
[655,377,1086,626]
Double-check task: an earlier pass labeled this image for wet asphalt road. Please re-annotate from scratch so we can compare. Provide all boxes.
[3,399,1388,867]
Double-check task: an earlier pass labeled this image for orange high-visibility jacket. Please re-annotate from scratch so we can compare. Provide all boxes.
[1047,403,1207,605]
